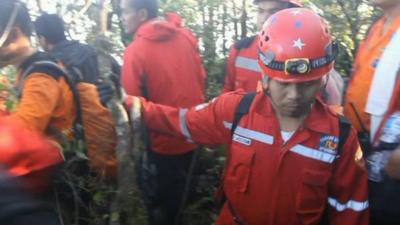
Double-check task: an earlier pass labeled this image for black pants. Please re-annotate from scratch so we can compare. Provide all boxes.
[139,149,196,225]
[369,180,400,225]
[0,171,60,225]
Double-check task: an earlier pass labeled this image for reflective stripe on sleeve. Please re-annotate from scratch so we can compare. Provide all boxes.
[291,144,336,163]
[235,56,262,73]
[194,103,209,111]
[328,197,369,212]
[179,108,193,143]
[223,121,233,130]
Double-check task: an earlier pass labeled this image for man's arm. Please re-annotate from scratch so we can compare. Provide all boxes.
[328,128,370,225]
[140,92,244,147]
[385,145,400,179]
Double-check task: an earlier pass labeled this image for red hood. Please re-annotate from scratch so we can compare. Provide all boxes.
[135,19,177,41]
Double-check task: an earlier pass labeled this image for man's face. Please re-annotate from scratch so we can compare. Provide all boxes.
[256,1,286,29]
[120,0,144,36]
[268,78,324,117]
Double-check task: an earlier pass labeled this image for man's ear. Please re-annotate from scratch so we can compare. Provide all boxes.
[321,73,330,90]
[261,74,269,90]
[138,8,149,22]
[7,27,22,43]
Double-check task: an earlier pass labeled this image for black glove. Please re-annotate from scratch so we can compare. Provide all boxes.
[96,80,115,106]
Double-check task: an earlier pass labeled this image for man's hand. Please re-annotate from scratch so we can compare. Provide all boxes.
[385,146,400,179]
[97,80,115,106]
[97,73,123,105]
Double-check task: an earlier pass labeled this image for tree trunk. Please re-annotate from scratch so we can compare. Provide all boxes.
[231,0,238,41]
[222,3,228,56]
[240,0,247,39]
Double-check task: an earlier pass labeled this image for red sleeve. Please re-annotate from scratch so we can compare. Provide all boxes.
[222,46,239,93]
[142,92,243,146]
[328,128,369,225]
[121,45,146,97]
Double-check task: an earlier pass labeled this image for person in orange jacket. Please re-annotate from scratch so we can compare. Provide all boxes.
[119,8,369,225]
[344,0,400,148]
[0,0,76,139]
[344,0,400,224]
[118,0,207,224]
[222,0,344,106]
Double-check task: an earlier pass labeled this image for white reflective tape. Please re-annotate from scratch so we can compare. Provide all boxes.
[234,126,274,145]
[195,103,209,111]
[223,121,233,130]
[224,121,274,145]
[328,197,369,212]
[235,56,262,72]
[179,108,193,143]
[291,144,336,163]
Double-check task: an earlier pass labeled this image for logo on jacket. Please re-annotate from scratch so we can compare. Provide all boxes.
[319,135,339,153]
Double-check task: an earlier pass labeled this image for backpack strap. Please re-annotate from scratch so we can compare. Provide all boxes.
[337,115,351,158]
[231,92,257,136]
[234,36,257,50]
[19,60,85,141]
[217,92,256,225]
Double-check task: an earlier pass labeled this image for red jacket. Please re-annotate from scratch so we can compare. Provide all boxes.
[223,36,262,93]
[122,19,206,154]
[139,92,369,225]
[0,118,64,192]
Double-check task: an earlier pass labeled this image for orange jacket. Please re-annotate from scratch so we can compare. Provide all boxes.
[10,52,76,139]
[344,16,400,133]
[122,19,206,154]
[140,92,369,225]
[0,117,64,192]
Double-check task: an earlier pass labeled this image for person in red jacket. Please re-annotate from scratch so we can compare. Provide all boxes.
[127,8,369,225]
[119,0,206,224]
[222,0,301,93]
[223,0,344,106]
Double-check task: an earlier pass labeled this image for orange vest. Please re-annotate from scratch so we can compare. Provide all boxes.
[344,16,400,133]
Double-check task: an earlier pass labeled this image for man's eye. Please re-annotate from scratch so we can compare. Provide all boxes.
[278,82,290,87]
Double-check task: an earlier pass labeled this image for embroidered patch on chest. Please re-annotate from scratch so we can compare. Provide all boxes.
[319,135,339,154]
[233,134,252,146]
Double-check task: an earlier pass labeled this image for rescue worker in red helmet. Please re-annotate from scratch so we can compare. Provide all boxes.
[121,8,369,225]
[223,0,344,106]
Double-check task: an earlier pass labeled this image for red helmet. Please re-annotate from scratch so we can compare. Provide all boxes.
[258,8,337,83]
[253,0,303,7]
